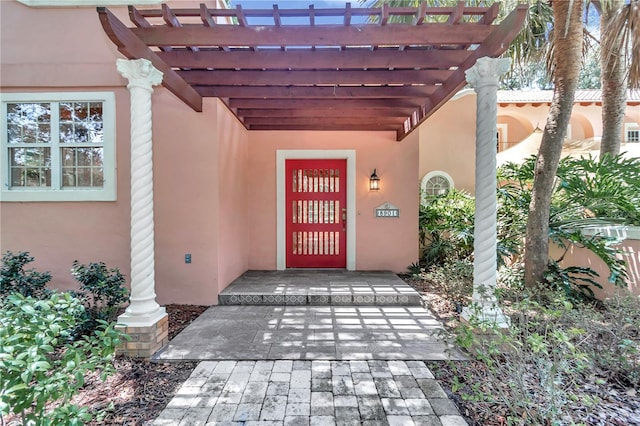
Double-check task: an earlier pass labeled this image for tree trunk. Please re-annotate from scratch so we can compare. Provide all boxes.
[600,0,627,157]
[524,0,584,287]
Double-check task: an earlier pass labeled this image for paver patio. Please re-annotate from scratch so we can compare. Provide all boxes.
[154,305,464,361]
[153,360,468,426]
[153,272,468,424]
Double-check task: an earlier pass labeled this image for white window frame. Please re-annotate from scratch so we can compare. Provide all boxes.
[421,171,454,205]
[1,92,116,202]
[625,123,639,143]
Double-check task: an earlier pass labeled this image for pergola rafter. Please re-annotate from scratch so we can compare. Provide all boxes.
[97,2,527,140]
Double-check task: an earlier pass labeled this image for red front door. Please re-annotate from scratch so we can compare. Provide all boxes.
[286,159,347,268]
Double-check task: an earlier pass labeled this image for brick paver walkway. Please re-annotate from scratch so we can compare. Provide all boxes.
[153,360,468,426]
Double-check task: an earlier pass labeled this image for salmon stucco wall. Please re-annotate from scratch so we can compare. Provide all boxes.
[419,91,477,195]
[247,130,419,273]
[549,228,640,299]
[497,103,603,142]
[152,94,224,305]
[0,1,249,305]
[215,100,249,294]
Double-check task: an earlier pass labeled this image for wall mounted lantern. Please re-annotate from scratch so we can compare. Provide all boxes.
[369,169,380,191]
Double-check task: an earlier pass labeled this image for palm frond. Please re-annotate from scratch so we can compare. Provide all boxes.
[602,0,640,88]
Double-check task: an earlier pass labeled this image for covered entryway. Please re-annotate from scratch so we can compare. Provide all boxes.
[286,159,347,268]
[95,2,528,342]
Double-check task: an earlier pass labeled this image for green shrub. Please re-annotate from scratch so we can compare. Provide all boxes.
[419,189,475,266]
[0,292,125,425]
[0,251,51,300]
[420,260,474,307]
[446,289,640,424]
[450,290,592,424]
[587,294,640,388]
[71,260,129,334]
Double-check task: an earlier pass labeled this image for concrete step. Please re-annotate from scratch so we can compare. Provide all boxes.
[218,271,422,306]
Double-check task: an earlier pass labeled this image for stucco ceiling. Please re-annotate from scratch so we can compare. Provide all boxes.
[98,2,527,140]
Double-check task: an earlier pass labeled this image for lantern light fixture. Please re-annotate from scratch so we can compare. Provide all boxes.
[369,169,380,191]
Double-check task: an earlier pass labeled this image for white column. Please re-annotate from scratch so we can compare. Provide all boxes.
[461,56,511,328]
[116,58,166,327]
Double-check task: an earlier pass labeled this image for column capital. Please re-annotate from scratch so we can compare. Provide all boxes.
[117,58,163,91]
[465,56,511,89]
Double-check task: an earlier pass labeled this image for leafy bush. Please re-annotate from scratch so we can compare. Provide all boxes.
[444,288,640,424]
[587,294,640,388]
[0,292,125,425]
[450,290,593,424]
[554,154,640,225]
[420,260,474,308]
[71,260,129,333]
[0,251,51,300]
[419,189,475,266]
[417,155,639,300]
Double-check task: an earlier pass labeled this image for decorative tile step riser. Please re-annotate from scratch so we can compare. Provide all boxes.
[218,293,421,306]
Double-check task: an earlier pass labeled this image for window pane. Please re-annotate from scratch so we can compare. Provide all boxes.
[9,147,51,187]
[60,101,103,144]
[61,147,104,188]
[6,103,51,144]
[425,176,450,197]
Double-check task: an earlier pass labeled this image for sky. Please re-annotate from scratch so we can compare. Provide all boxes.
[229,0,371,25]
[231,1,359,7]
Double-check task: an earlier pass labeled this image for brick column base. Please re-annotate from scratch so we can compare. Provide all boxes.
[116,314,169,358]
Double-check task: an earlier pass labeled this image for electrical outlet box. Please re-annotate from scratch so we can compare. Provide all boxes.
[185,253,191,264]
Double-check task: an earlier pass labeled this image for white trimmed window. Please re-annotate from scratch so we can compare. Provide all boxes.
[421,171,454,204]
[1,92,116,202]
[625,123,639,143]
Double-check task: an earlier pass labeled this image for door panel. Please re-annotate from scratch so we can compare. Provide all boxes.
[286,159,347,268]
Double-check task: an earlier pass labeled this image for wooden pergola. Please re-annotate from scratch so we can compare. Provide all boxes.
[98,2,527,141]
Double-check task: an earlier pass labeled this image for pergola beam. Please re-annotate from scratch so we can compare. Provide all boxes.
[397,4,528,140]
[248,124,402,131]
[237,108,417,118]
[98,2,528,139]
[195,85,436,99]
[178,69,451,86]
[131,24,493,47]
[243,116,407,126]
[97,7,202,112]
[228,98,421,110]
[156,49,471,70]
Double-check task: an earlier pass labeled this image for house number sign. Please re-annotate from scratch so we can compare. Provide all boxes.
[375,202,400,218]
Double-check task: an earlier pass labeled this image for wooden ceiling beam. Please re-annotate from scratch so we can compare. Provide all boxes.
[156,49,471,70]
[243,116,407,126]
[178,69,452,86]
[134,6,492,20]
[397,4,528,140]
[412,3,427,25]
[237,108,416,117]
[248,124,402,131]
[478,3,500,25]
[447,1,465,25]
[228,98,420,109]
[194,85,436,99]
[131,24,493,47]
[129,6,151,27]
[97,7,202,112]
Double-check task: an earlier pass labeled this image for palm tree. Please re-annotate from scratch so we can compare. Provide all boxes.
[597,0,640,156]
[523,0,584,287]
[364,1,590,286]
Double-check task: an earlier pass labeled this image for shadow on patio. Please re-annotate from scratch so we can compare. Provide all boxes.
[154,305,465,361]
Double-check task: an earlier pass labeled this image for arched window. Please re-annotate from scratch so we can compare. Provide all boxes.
[421,171,454,204]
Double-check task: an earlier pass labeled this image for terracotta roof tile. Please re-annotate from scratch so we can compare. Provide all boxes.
[497,89,640,103]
